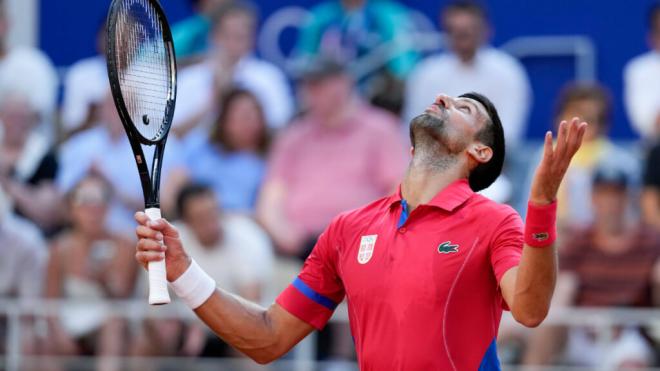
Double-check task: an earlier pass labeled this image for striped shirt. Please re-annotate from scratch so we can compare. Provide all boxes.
[560,226,660,307]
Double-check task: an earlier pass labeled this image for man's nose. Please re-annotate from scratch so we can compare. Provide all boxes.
[434,94,452,109]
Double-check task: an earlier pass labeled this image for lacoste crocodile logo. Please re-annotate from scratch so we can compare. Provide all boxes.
[438,241,459,254]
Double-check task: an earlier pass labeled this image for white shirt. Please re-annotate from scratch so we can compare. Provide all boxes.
[175,214,274,303]
[0,215,48,298]
[624,51,660,139]
[0,47,59,141]
[56,126,185,232]
[174,55,293,130]
[404,47,532,147]
[61,56,109,132]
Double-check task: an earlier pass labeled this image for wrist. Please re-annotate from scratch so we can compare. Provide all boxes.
[524,200,557,248]
[169,259,216,309]
[529,195,556,206]
[167,255,192,282]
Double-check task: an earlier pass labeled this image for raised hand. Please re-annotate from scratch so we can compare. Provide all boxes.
[529,117,588,205]
[134,212,191,282]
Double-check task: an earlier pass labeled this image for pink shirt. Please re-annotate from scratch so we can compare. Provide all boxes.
[267,104,408,236]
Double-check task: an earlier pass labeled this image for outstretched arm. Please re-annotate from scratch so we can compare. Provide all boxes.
[134,214,314,364]
[500,117,587,327]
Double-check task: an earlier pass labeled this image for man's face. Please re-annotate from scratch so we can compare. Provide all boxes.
[183,192,222,248]
[411,94,489,155]
[442,10,486,62]
[592,184,627,231]
[0,95,38,145]
[649,11,660,51]
[212,11,254,62]
[558,99,605,142]
[70,177,110,236]
[301,74,353,122]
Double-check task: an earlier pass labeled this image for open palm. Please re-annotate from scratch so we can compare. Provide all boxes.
[529,117,588,205]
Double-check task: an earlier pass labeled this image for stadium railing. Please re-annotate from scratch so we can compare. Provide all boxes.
[256,6,597,82]
[1,298,660,371]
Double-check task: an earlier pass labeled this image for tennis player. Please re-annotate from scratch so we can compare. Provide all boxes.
[135,92,587,370]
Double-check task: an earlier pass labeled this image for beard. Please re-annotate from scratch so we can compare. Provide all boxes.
[410,112,466,156]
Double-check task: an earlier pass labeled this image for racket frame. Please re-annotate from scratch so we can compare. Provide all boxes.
[106,0,177,210]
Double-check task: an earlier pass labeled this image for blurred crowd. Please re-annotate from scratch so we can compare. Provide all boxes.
[1,0,660,369]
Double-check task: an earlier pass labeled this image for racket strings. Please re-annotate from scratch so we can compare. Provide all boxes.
[115,0,172,142]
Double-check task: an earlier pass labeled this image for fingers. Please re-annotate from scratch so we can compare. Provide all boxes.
[565,117,581,153]
[135,250,165,269]
[136,224,163,241]
[541,130,554,162]
[135,238,166,269]
[135,211,149,226]
[134,212,179,237]
[554,120,568,159]
[137,237,165,253]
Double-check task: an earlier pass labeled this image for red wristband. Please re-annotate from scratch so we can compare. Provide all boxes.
[524,201,557,248]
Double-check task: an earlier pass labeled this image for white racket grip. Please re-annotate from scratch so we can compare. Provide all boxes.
[145,207,171,305]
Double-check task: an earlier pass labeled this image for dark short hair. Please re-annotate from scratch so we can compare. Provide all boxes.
[555,82,612,127]
[210,1,258,29]
[441,0,489,23]
[210,87,269,155]
[459,92,505,192]
[176,183,214,220]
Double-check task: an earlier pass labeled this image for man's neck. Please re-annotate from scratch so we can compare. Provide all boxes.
[401,160,467,210]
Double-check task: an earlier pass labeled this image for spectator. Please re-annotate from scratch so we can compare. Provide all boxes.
[524,83,638,228]
[642,141,660,230]
[184,88,268,213]
[257,57,407,259]
[522,164,659,368]
[294,0,420,81]
[57,92,189,233]
[0,0,58,141]
[172,0,228,61]
[0,91,61,233]
[0,188,48,355]
[60,21,109,137]
[44,175,137,371]
[175,184,274,356]
[174,1,293,134]
[403,0,531,148]
[623,3,660,140]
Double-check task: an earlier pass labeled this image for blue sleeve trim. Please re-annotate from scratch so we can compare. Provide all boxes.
[292,278,338,311]
[478,338,501,371]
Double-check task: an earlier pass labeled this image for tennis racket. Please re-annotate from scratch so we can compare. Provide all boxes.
[106,0,177,305]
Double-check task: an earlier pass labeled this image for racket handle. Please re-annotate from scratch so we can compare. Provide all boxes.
[145,207,171,305]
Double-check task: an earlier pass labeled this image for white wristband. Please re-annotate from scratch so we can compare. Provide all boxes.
[169,259,216,309]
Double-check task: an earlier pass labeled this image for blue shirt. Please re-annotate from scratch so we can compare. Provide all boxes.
[184,132,265,212]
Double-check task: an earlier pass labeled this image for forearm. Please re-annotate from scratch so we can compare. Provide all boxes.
[193,289,288,364]
[510,245,557,327]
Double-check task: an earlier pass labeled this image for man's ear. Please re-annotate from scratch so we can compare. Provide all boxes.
[467,143,493,165]
[410,146,415,157]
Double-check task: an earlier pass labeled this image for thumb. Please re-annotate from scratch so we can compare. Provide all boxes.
[148,218,180,239]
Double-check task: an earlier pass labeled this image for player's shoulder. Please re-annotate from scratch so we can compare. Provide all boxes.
[61,126,106,151]
[412,54,453,74]
[328,195,395,233]
[469,193,521,224]
[3,215,47,255]
[240,56,286,78]
[624,52,658,77]
[357,105,400,131]
[480,47,525,71]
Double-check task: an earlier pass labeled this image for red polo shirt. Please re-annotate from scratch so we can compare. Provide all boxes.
[276,179,523,370]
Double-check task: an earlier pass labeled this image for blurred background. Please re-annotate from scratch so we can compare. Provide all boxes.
[1,0,660,370]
